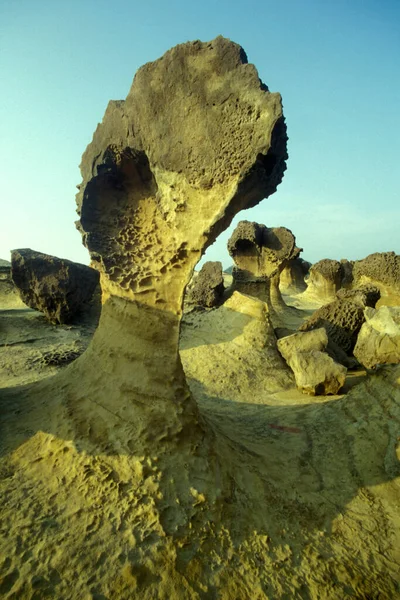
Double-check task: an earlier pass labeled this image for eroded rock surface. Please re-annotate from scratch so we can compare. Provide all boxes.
[354,306,400,369]
[227,220,300,325]
[279,257,311,294]
[277,328,346,395]
[186,261,224,308]
[70,36,288,445]
[352,252,400,297]
[299,297,366,361]
[304,259,343,302]
[11,249,100,324]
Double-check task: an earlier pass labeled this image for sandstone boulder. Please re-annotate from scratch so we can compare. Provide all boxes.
[299,296,368,360]
[186,261,224,308]
[354,306,400,369]
[277,328,346,395]
[11,249,100,324]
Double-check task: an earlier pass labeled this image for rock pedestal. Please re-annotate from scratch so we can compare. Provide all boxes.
[68,36,288,449]
[227,220,300,325]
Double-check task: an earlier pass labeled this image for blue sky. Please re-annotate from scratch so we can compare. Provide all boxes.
[1,0,399,269]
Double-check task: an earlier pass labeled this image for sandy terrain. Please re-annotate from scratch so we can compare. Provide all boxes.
[1,288,400,599]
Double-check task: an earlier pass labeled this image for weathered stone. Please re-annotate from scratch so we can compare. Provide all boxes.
[186,261,224,308]
[279,257,311,294]
[228,221,300,279]
[299,298,365,358]
[277,328,346,395]
[352,252,400,296]
[305,259,343,301]
[336,285,380,308]
[354,306,400,369]
[68,36,288,445]
[227,220,300,324]
[11,249,100,324]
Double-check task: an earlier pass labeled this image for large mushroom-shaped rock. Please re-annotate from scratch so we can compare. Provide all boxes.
[354,306,400,369]
[298,286,380,364]
[227,220,300,324]
[68,36,288,447]
[304,259,343,302]
[11,248,100,324]
[277,328,346,395]
[352,252,400,299]
[279,257,311,294]
[186,261,224,308]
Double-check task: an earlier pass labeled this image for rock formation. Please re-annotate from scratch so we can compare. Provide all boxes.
[298,287,380,365]
[304,259,343,302]
[351,252,400,297]
[227,221,300,325]
[186,261,224,308]
[68,36,288,448]
[277,328,346,395]
[279,257,311,294]
[354,306,400,369]
[11,249,100,324]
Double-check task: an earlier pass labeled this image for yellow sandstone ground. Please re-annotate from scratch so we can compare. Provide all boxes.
[0,289,400,599]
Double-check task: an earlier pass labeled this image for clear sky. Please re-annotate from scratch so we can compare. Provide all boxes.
[1,0,399,270]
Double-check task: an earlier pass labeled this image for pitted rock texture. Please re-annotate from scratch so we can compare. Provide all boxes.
[352,252,400,295]
[354,306,400,369]
[228,220,299,279]
[11,249,100,324]
[299,298,366,358]
[186,261,224,308]
[277,328,346,395]
[305,259,343,301]
[279,257,311,294]
[227,220,300,323]
[336,285,380,308]
[71,36,288,444]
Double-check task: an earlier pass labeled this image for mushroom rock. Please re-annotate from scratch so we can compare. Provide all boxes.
[227,221,300,325]
[11,248,100,324]
[351,252,400,300]
[277,328,346,395]
[279,257,311,295]
[186,261,225,308]
[304,259,344,303]
[354,306,400,369]
[68,36,288,450]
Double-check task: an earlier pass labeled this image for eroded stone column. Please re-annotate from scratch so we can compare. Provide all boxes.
[71,37,287,447]
[227,220,300,325]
